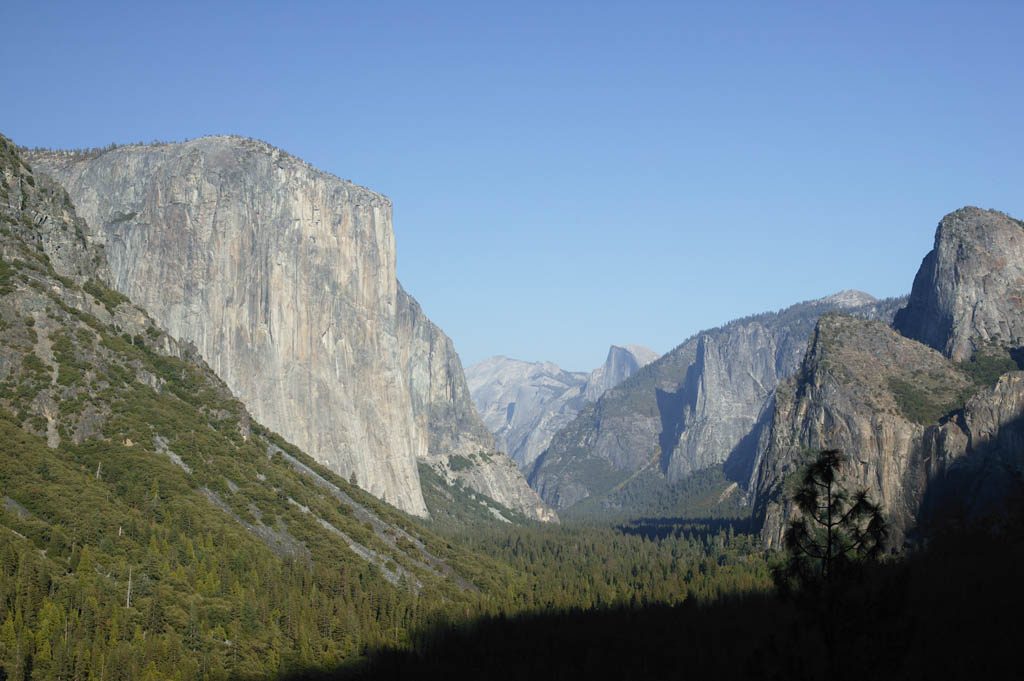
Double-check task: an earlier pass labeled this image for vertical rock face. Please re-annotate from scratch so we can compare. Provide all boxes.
[397,286,556,521]
[894,207,1024,361]
[751,316,1024,548]
[530,292,904,511]
[749,316,972,547]
[26,137,550,520]
[755,207,1024,548]
[466,344,659,472]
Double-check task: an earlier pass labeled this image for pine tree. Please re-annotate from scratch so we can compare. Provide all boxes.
[775,449,890,680]
[777,449,887,592]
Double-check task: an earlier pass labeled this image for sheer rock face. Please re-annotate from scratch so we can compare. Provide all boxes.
[751,315,1024,548]
[894,207,1024,361]
[754,207,1024,547]
[27,137,550,520]
[750,316,968,548]
[466,345,658,472]
[397,286,555,521]
[530,292,905,511]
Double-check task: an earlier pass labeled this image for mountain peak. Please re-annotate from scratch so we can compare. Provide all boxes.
[894,207,1024,360]
[819,289,877,308]
[583,344,660,402]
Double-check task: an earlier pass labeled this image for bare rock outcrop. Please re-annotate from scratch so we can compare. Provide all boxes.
[756,207,1024,547]
[894,207,1024,361]
[466,356,589,471]
[26,137,550,519]
[751,314,1024,548]
[750,315,970,547]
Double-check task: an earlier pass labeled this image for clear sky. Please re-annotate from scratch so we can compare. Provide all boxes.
[3,1,1022,371]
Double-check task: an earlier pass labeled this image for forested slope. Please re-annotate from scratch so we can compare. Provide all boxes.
[0,135,514,679]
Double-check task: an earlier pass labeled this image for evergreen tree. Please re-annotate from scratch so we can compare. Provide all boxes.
[776,449,888,593]
[775,449,889,681]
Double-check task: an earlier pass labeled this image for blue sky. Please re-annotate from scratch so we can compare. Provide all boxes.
[3,1,1022,371]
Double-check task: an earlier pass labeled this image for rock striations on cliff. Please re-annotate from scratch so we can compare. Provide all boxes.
[752,207,1024,548]
[467,344,658,473]
[26,137,552,521]
[397,286,557,521]
[748,315,974,546]
[895,207,1024,361]
[467,357,589,472]
[529,292,905,512]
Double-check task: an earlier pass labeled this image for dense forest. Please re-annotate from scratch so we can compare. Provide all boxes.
[0,430,776,681]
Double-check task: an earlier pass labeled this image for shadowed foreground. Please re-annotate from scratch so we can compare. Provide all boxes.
[265,527,1022,681]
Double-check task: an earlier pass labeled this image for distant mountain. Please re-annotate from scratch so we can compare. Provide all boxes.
[467,345,659,471]
[753,207,1024,548]
[529,291,905,513]
[26,137,553,522]
[583,345,660,402]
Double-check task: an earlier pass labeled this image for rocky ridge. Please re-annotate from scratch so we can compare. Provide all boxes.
[467,344,658,472]
[26,137,552,521]
[530,292,905,511]
[753,207,1024,548]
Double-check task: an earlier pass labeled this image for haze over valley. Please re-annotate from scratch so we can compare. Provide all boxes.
[2,2,1022,679]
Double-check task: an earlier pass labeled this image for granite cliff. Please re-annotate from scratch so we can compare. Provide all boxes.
[397,286,556,520]
[467,345,658,472]
[895,207,1024,361]
[26,137,551,520]
[0,135,516,677]
[530,292,905,512]
[753,207,1024,548]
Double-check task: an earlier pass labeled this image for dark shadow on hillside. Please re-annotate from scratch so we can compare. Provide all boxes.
[655,386,688,474]
[721,400,773,486]
[255,525,1024,681]
[616,515,758,541]
[914,409,1024,542]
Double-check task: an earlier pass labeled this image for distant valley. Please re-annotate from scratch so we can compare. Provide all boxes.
[3,129,1023,680]
[468,205,1024,550]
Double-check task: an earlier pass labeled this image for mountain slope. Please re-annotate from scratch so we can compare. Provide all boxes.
[530,292,905,512]
[751,314,1024,548]
[583,345,660,402]
[0,134,511,678]
[26,138,551,521]
[467,345,658,472]
[754,207,1024,548]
